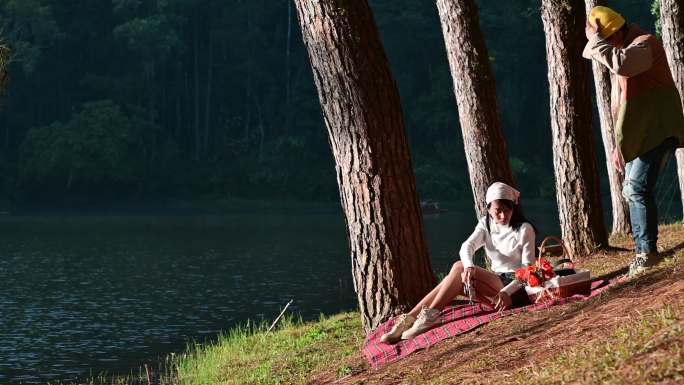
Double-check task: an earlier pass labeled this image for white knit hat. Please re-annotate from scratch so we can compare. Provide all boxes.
[485,182,520,205]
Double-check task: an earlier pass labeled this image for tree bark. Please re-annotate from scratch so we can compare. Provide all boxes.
[585,0,631,236]
[436,0,515,218]
[293,0,436,332]
[541,0,608,256]
[660,0,684,222]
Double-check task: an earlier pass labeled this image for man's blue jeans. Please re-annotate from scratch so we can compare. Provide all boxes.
[622,137,677,254]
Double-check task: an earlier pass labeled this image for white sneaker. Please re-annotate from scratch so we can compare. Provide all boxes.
[400,307,441,340]
[628,252,662,277]
[380,314,415,344]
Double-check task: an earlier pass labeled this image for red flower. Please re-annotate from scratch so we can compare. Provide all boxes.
[542,269,556,280]
[528,274,541,287]
[515,268,527,282]
[538,259,555,280]
[527,265,537,274]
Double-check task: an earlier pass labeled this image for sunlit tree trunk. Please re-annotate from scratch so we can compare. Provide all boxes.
[585,0,630,236]
[541,0,608,256]
[660,0,684,221]
[294,0,436,332]
[436,0,515,218]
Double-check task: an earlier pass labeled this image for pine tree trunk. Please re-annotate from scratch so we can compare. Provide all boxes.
[585,0,631,236]
[436,0,515,218]
[293,0,436,332]
[660,0,684,222]
[541,0,608,256]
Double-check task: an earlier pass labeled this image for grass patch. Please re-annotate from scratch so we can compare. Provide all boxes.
[174,312,364,385]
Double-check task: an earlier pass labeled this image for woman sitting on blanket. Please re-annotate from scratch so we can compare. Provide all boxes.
[381,182,536,344]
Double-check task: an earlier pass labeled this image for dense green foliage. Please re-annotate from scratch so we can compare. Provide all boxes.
[0,0,656,207]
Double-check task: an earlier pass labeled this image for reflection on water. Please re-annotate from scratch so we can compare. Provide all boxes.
[0,213,357,383]
[0,195,679,383]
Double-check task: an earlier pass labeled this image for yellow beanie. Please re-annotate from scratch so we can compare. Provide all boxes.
[588,6,625,38]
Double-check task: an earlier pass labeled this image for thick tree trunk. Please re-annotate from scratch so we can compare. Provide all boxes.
[660,0,684,221]
[436,0,515,218]
[293,0,436,332]
[541,0,608,256]
[585,0,631,236]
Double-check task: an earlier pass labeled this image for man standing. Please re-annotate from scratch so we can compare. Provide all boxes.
[583,6,684,276]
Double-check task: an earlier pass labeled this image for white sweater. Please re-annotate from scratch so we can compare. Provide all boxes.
[459,217,536,273]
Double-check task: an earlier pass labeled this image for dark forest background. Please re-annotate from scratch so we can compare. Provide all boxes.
[0,0,656,208]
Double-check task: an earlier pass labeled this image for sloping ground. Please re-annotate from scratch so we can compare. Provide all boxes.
[309,224,684,385]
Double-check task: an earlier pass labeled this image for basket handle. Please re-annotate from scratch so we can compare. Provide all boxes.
[538,236,574,262]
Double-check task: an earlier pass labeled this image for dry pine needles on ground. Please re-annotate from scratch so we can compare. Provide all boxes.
[309,224,684,385]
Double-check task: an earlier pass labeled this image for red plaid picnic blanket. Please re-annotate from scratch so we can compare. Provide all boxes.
[363,280,608,367]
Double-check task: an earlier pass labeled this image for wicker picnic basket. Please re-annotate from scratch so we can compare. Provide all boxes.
[537,236,591,298]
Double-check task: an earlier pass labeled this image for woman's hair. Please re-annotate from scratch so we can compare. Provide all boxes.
[485,199,536,233]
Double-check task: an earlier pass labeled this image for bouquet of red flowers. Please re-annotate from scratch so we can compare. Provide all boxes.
[515,259,556,301]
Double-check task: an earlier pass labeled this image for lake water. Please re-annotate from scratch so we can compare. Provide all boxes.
[0,195,679,383]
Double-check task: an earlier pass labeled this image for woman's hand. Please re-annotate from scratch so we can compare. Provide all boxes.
[493,291,511,311]
[463,267,474,288]
[462,266,476,303]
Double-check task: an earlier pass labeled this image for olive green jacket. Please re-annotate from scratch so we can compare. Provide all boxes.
[582,24,684,163]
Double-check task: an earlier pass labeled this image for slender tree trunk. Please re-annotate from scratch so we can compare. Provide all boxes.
[193,14,201,162]
[244,79,252,142]
[244,4,253,142]
[660,0,684,221]
[184,68,190,149]
[436,0,515,217]
[585,0,631,236]
[541,0,608,256]
[3,102,8,151]
[146,62,156,122]
[293,0,436,332]
[159,63,165,132]
[175,63,183,140]
[254,94,265,162]
[285,0,293,135]
[204,39,213,159]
